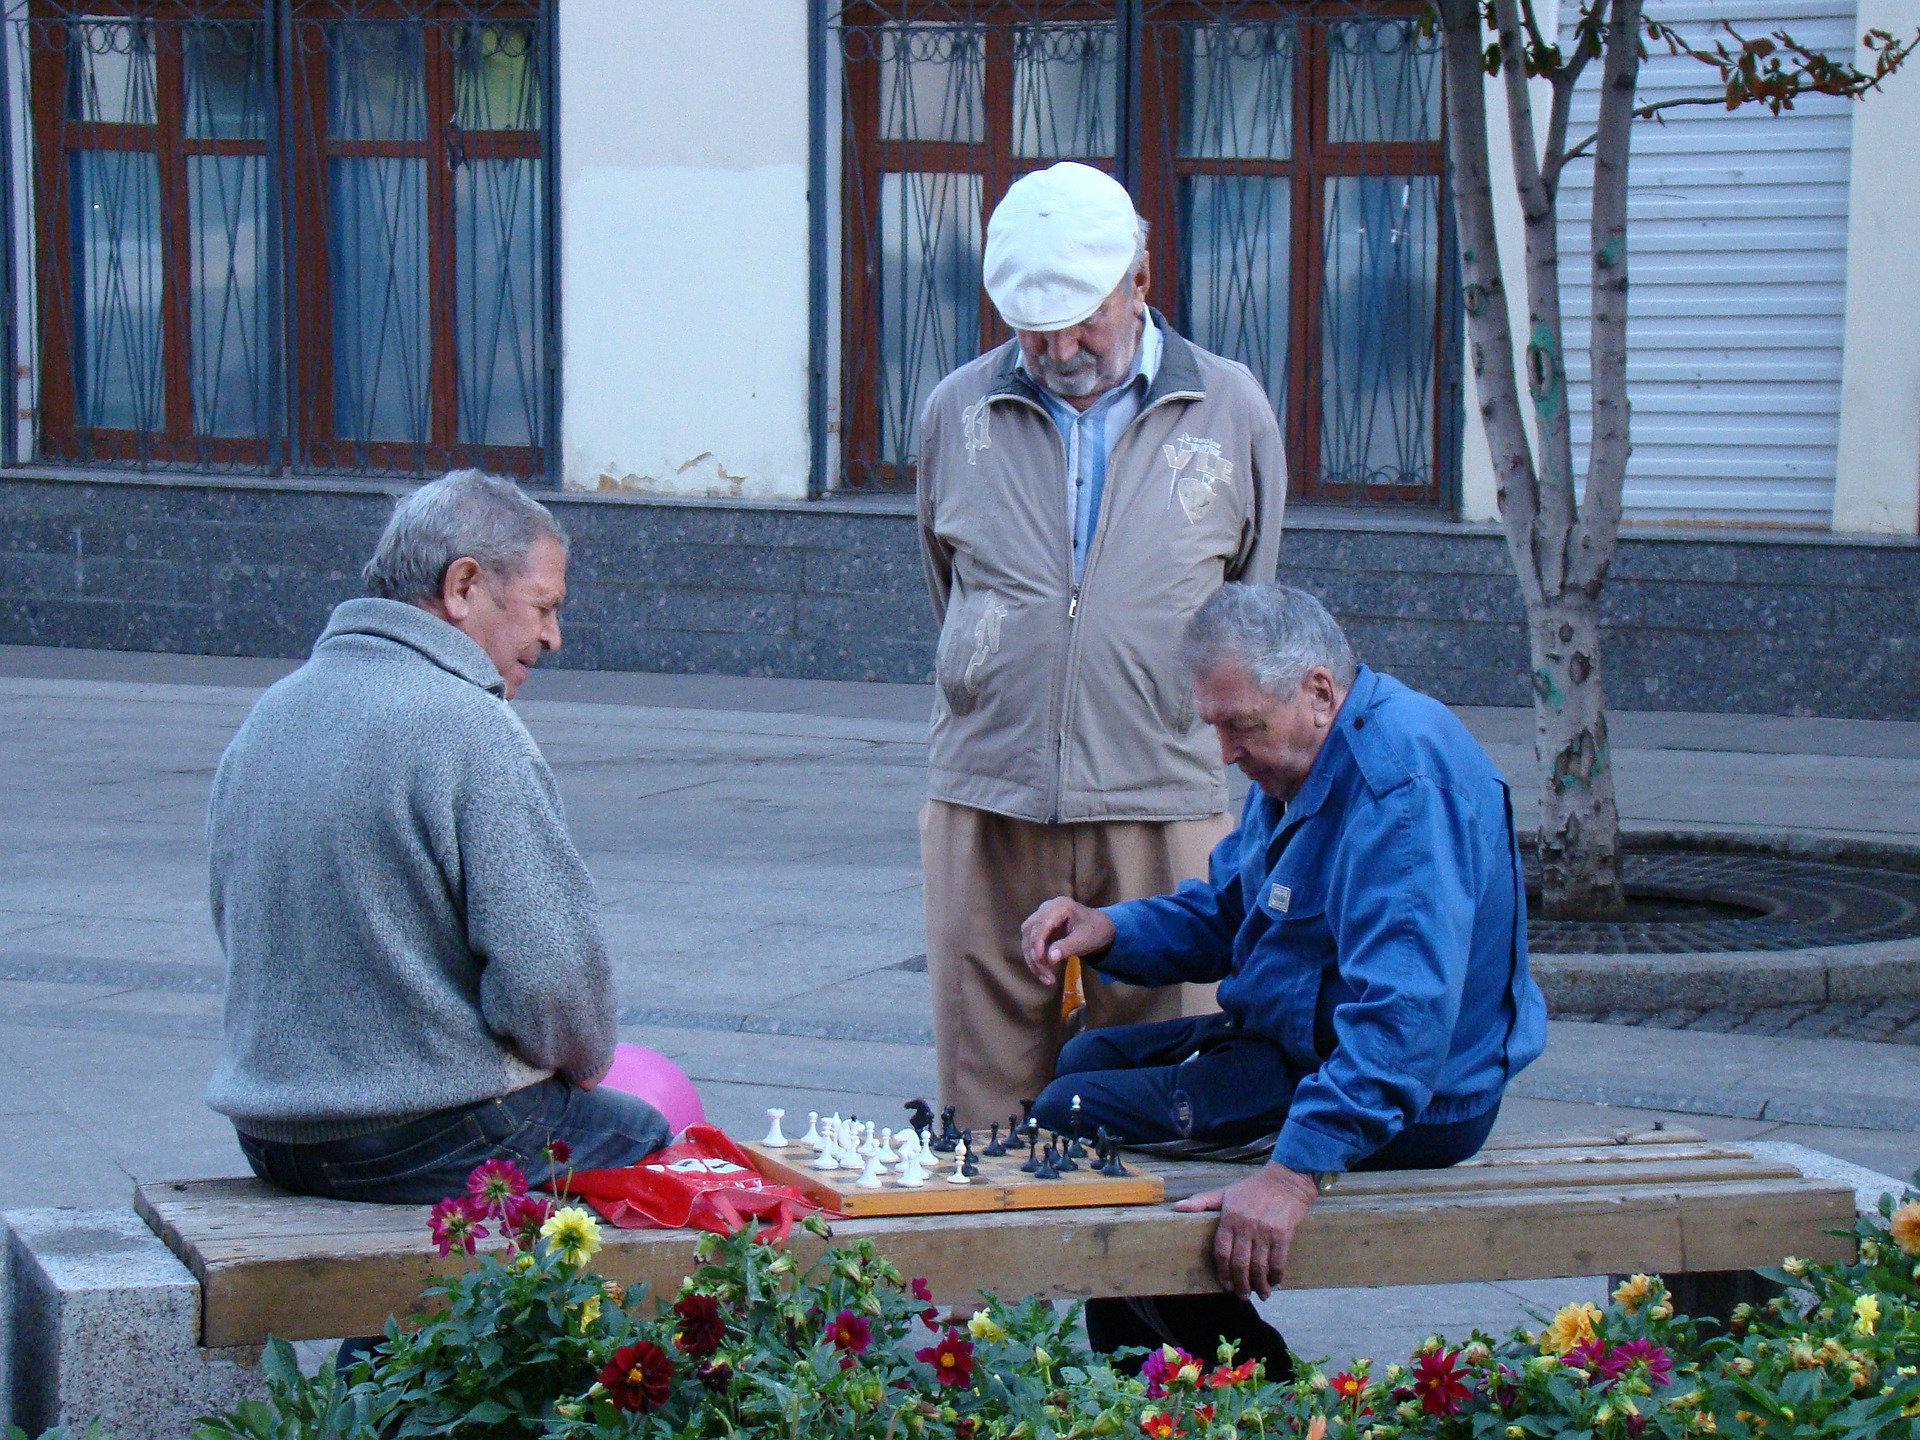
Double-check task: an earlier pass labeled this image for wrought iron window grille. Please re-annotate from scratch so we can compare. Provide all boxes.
[824,0,1463,507]
[1,0,556,482]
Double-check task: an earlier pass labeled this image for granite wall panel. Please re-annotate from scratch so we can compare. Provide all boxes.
[0,475,1913,718]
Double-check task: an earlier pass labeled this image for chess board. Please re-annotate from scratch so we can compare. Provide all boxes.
[741,1138,1164,1217]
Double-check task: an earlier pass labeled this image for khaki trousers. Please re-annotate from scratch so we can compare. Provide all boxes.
[921,800,1234,1132]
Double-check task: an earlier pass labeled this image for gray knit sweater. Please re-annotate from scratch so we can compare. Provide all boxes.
[205,598,617,1144]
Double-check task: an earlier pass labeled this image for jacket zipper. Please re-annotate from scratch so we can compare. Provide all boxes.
[1050,386,1205,820]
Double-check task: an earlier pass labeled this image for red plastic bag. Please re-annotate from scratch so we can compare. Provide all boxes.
[557,1123,838,1242]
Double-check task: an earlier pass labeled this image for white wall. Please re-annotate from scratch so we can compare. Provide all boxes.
[1831,0,1920,534]
[558,0,812,498]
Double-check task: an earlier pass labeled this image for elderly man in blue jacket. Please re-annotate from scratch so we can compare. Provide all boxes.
[1020,582,1547,1366]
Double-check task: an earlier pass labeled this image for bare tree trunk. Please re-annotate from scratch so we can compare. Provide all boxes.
[1440,0,1631,918]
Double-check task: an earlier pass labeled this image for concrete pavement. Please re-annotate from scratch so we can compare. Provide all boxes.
[1,642,1916,1369]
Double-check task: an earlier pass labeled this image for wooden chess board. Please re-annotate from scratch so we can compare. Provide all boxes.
[741,1138,1165,1217]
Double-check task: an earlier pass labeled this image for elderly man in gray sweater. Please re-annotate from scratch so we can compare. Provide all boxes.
[205,470,669,1204]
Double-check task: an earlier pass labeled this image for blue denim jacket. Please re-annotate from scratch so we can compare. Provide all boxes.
[1093,666,1547,1174]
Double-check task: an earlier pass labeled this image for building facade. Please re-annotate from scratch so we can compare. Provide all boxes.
[0,0,1913,715]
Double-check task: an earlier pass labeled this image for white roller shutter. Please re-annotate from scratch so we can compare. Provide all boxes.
[1556,0,1856,524]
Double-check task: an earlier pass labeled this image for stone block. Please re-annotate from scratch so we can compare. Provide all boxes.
[1,1208,262,1439]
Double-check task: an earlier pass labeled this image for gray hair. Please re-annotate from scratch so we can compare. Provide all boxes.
[362,469,568,605]
[1182,583,1358,696]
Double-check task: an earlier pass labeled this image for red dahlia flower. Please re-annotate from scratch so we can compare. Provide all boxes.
[427,1195,488,1256]
[546,1139,573,1165]
[465,1158,528,1219]
[601,1340,674,1412]
[1331,1370,1364,1402]
[826,1307,873,1355]
[1208,1358,1258,1388]
[1412,1349,1469,1417]
[673,1292,727,1357]
[1138,1412,1183,1439]
[915,1329,975,1388]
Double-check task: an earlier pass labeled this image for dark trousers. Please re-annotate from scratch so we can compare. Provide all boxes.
[237,1077,672,1205]
[1032,1011,1500,1373]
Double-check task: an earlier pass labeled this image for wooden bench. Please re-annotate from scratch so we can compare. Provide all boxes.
[135,1125,1856,1351]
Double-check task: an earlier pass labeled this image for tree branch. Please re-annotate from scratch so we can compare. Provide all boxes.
[1568,0,1641,593]
[1540,7,1604,191]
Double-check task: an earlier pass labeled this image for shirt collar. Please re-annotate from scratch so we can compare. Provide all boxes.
[1016,311,1160,411]
[1276,665,1382,826]
[316,596,508,697]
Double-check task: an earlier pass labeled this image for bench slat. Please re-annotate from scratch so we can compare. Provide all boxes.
[140,1163,1856,1350]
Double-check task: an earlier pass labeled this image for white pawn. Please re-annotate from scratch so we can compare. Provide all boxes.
[855,1139,886,1189]
[763,1108,789,1148]
[812,1122,844,1170]
[801,1111,822,1150]
[897,1144,928,1187]
[879,1127,899,1164]
[944,1150,972,1185]
[891,1130,918,1173]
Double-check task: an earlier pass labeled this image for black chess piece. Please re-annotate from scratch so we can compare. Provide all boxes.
[1097,1129,1129,1177]
[1020,1134,1041,1173]
[1051,1130,1080,1172]
[1065,1096,1089,1158]
[905,1098,935,1135]
[1019,1097,1037,1130]
[961,1132,980,1177]
[1035,1142,1061,1179]
[983,1122,1006,1158]
[931,1105,960,1153]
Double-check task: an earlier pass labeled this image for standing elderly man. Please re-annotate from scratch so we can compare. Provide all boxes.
[917,161,1285,1131]
[206,469,670,1204]
[1021,583,1547,1366]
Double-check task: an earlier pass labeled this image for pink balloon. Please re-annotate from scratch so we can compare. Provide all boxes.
[598,1042,705,1136]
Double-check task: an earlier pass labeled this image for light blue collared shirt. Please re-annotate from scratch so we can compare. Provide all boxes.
[1020,317,1163,579]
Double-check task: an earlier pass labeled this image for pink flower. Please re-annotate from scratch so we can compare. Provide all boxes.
[1611,1338,1674,1388]
[427,1195,489,1256]
[915,1329,974,1388]
[465,1159,528,1219]
[1140,1345,1200,1399]
[1412,1350,1469,1416]
[502,1193,553,1248]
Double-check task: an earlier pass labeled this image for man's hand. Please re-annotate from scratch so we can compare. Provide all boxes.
[1019,897,1115,984]
[1172,1162,1318,1299]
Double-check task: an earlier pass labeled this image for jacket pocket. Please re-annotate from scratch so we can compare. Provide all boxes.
[935,589,1011,717]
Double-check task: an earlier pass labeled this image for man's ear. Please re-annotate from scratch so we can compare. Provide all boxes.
[1306,666,1339,724]
[439,556,484,622]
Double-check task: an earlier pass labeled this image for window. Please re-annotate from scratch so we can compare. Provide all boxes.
[18,0,551,478]
[832,0,1455,504]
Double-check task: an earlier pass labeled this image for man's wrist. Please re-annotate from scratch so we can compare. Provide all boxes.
[1265,1163,1321,1203]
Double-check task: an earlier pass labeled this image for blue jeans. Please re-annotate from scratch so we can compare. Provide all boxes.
[237,1079,672,1205]
[1034,1011,1498,1169]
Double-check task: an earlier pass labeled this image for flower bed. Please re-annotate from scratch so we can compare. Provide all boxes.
[189,1155,1920,1440]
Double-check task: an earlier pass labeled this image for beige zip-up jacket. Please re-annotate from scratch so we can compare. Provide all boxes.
[917,313,1285,823]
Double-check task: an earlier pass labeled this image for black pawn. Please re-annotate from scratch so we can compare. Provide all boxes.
[931,1106,959,1153]
[1021,1134,1041,1173]
[1052,1131,1079,1172]
[983,1122,1006,1158]
[1035,1143,1061,1179]
[960,1133,980,1177]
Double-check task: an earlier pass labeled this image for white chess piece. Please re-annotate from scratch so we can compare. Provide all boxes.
[801,1111,822,1150]
[812,1123,844,1171]
[891,1130,917,1173]
[763,1108,788,1148]
[944,1150,972,1184]
[897,1144,928,1187]
[879,1127,898,1164]
[855,1138,885,1188]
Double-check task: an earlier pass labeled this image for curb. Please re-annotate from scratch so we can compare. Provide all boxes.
[1526,830,1920,1014]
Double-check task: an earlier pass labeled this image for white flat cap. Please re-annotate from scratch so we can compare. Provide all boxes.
[984,162,1141,332]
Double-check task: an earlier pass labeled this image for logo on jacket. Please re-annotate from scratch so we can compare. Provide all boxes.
[962,397,992,465]
[1163,433,1233,523]
[1268,883,1292,913]
[962,595,1009,696]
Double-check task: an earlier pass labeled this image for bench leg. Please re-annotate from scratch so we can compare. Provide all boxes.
[2,1208,266,1438]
